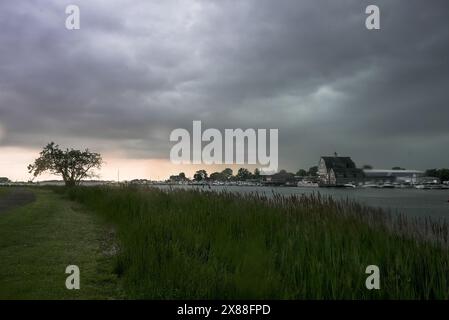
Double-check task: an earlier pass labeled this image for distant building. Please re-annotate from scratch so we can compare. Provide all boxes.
[36,180,65,186]
[129,179,151,185]
[0,177,10,184]
[262,171,296,186]
[363,169,424,185]
[318,154,364,186]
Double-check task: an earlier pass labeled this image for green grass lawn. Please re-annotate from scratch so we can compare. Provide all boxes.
[0,188,122,299]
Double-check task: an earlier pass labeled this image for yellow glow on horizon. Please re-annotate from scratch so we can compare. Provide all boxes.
[0,147,258,182]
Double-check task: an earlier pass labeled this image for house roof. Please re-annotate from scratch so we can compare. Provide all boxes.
[321,156,357,170]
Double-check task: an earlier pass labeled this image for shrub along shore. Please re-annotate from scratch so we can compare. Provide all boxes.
[61,186,449,299]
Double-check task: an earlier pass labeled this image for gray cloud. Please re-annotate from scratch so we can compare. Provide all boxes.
[1,0,448,172]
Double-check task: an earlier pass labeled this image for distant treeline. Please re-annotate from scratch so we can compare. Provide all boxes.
[171,166,449,182]
[170,166,319,182]
[425,168,449,181]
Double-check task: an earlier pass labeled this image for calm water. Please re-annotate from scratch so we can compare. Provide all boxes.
[156,185,449,219]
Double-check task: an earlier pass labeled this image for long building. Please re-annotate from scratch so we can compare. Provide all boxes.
[363,169,424,185]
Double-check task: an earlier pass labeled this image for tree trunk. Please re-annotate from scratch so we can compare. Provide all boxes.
[65,179,76,187]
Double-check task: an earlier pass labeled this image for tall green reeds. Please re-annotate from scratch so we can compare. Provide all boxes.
[63,186,449,299]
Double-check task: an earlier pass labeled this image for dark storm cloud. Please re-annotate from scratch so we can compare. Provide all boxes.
[0,0,448,170]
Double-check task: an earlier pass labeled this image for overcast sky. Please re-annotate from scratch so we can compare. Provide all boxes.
[0,0,448,180]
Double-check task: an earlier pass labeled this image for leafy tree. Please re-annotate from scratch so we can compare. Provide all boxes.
[296,169,307,176]
[209,172,223,181]
[236,168,252,181]
[362,165,373,170]
[439,169,449,181]
[425,168,449,181]
[28,142,102,187]
[308,166,318,176]
[193,170,208,181]
[170,172,187,182]
[221,168,233,180]
[253,168,261,178]
[438,168,449,181]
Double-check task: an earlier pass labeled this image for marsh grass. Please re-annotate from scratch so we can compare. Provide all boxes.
[62,186,449,299]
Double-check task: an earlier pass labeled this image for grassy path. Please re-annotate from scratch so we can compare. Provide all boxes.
[0,188,35,213]
[0,188,121,299]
